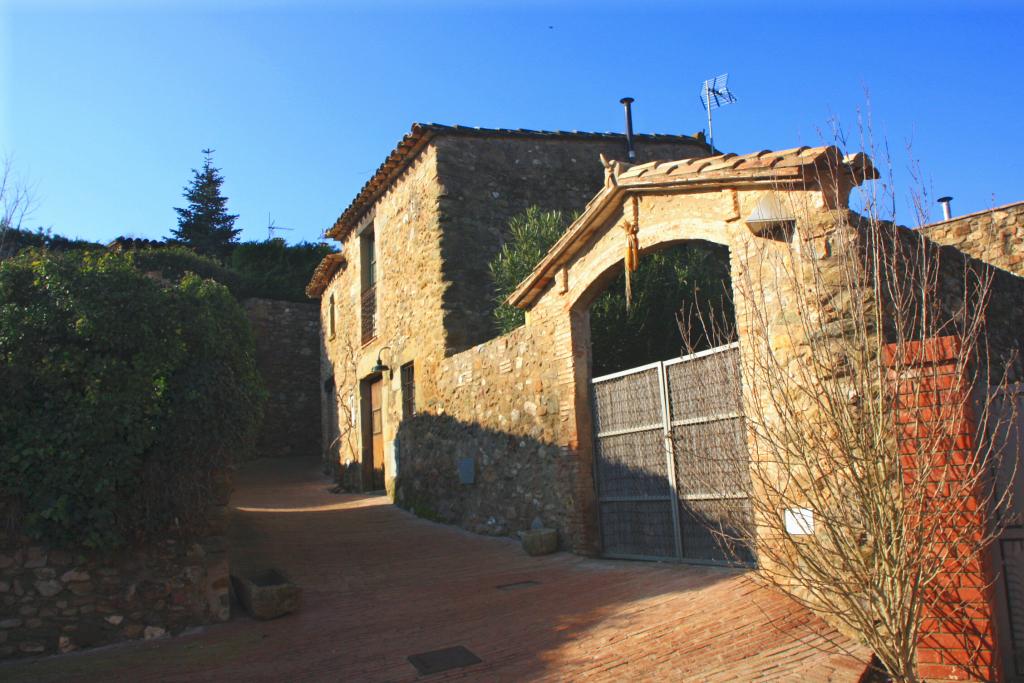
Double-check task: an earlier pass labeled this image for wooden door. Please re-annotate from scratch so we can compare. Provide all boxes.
[370,379,385,490]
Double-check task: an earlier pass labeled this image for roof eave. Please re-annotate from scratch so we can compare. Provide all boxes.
[508,145,870,310]
[325,123,710,243]
[305,253,347,298]
[507,171,812,310]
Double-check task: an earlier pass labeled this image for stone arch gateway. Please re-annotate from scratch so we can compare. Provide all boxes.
[506,146,878,557]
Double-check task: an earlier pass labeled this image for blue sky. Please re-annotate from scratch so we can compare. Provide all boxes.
[2,1,1022,245]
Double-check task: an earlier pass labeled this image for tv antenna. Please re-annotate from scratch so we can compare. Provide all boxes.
[266,213,294,240]
[699,73,737,152]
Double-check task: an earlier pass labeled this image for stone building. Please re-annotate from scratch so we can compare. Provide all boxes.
[306,123,710,495]
[918,199,1024,278]
[311,130,1024,679]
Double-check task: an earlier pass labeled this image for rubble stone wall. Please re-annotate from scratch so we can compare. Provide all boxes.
[393,317,581,546]
[243,298,321,459]
[919,201,1024,277]
[0,504,230,659]
[433,134,708,353]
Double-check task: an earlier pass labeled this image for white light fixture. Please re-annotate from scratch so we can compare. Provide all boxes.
[784,507,814,536]
[745,195,796,239]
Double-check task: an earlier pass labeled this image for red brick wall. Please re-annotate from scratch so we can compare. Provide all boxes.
[886,336,999,682]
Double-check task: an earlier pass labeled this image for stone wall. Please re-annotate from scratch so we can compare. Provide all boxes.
[319,144,448,489]
[925,239,1024,384]
[244,298,321,459]
[318,132,709,495]
[919,201,1024,278]
[434,135,708,353]
[0,488,231,659]
[394,320,580,546]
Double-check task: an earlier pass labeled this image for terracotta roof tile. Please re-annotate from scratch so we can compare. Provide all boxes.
[305,252,346,298]
[325,123,708,242]
[508,145,879,310]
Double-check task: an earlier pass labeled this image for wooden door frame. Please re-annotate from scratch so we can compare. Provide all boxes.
[359,373,383,492]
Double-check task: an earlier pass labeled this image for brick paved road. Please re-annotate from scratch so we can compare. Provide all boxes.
[1,458,869,682]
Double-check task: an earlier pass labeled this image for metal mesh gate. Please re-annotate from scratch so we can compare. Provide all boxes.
[591,343,753,564]
[991,383,1024,681]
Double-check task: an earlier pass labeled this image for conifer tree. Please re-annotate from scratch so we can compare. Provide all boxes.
[171,149,240,260]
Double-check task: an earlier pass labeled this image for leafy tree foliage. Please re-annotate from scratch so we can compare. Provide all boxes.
[0,226,102,259]
[589,246,732,375]
[490,206,733,375]
[171,149,240,260]
[490,206,568,333]
[229,238,336,302]
[128,245,246,295]
[0,250,264,549]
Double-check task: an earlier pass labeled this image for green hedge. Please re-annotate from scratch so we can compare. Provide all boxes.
[0,250,264,549]
[0,226,103,259]
[127,245,246,296]
[228,238,335,302]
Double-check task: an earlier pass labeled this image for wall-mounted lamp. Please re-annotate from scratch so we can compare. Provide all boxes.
[370,346,392,378]
[745,195,796,240]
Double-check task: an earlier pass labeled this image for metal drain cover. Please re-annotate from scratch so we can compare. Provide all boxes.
[407,645,482,675]
[496,580,540,591]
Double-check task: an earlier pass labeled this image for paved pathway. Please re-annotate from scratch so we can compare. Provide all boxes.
[2,458,869,682]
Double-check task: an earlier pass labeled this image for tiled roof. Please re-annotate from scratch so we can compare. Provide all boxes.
[305,252,346,298]
[614,145,873,184]
[507,145,878,309]
[106,237,165,251]
[325,122,709,242]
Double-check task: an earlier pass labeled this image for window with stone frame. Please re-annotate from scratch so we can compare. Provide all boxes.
[401,362,415,418]
[360,225,377,344]
[328,293,336,339]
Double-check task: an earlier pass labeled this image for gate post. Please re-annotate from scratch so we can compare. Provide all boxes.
[568,306,601,556]
[885,335,1001,682]
[658,360,684,560]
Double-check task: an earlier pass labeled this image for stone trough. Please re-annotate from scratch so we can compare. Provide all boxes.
[231,569,301,620]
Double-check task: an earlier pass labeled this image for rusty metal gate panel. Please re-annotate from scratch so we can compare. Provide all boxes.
[591,343,753,564]
[991,382,1024,681]
[664,345,754,564]
[591,361,679,559]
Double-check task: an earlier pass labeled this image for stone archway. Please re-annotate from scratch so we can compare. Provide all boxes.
[567,238,745,563]
[507,146,872,556]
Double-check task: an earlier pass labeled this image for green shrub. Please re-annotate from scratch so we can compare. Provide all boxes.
[228,238,335,302]
[127,245,246,296]
[489,206,734,375]
[0,226,103,259]
[0,249,264,549]
[490,207,569,333]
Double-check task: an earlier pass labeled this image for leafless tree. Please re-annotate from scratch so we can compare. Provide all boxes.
[324,333,363,489]
[0,155,36,235]
[681,131,1019,682]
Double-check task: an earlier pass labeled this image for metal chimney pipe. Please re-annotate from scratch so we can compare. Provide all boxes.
[620,97,636,162]
[938,196,953,221]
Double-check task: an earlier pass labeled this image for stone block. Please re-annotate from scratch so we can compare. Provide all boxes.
[60,569,90,583]
[143,626,167,640]
[33,580,62,598]
[231,569,300,620]
[521,528,558,556]
[24,547,46,569]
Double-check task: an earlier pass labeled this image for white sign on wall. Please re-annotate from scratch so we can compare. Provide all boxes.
[784,507,814,536]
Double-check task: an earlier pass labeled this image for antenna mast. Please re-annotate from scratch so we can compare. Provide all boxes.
[266,213,294,240]
[699,73,737,151]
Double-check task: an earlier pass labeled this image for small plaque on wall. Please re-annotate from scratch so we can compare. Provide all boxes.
[457,457,475,485]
